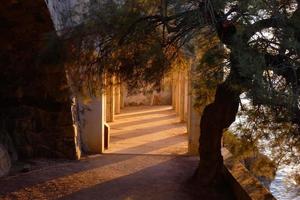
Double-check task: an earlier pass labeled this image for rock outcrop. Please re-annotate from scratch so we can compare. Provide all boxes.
[0,145,11,177]
[0,0,78,162]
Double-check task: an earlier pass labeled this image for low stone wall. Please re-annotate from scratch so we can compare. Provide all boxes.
[222,148,276,200]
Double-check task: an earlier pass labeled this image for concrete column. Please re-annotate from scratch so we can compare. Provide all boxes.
[184,70,189,122]
[106,77,115,122]
[179,71,185,122]
[115,84,121,114]
[120,83,125,109]
[79,95,105,154]
[175,72,180,115]
[172,73,176,109]
[187,66,201,155]
[103,90,107,122]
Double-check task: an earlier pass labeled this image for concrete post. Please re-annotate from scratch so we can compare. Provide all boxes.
[187,65,201,155]
[172,73,176,109]
[115,83,121,114]
[175,72,180,115]
[120,83,125,109]
[179,71,185,122]
[79,95,105,154]
[106,77,115,122]
[184,70,189,122]
[103,90,107,122]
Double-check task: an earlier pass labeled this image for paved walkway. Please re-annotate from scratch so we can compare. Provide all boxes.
[0,106,234,200]
[0,155,234,200]
[105,106,188,155]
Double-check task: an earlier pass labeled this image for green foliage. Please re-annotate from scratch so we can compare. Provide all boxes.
[234,102,300,168]
[231,92,300,186]
[60,0,300,117]
[62,0,180,96]
[58,0,300,177]
[224,131,277,186]
[191,35,226,110]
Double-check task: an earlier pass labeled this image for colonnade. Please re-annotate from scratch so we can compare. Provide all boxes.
[78,69,202,156]
[171,67,201,155]
[75,76,123,155]
[105,76,123,123]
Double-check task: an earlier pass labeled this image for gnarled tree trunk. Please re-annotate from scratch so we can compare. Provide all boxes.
[197,81,241,185]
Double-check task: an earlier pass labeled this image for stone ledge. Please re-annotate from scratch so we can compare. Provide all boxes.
[222,148,276,200]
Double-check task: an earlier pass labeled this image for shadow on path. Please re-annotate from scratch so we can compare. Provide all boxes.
[106,106,188,155]
[0,106,235,200]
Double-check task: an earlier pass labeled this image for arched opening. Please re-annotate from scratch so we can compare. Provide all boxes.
[104,75,188,155]
[75,69,202,157]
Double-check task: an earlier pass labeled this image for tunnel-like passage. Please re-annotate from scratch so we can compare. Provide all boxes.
[77,68,202,158]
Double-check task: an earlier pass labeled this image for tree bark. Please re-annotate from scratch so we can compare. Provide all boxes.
[196,81,240,186]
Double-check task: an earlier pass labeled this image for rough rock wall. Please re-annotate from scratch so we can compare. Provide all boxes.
[0,1,77,161]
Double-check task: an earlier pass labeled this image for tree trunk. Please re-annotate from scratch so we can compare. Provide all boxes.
[196,82,240,186]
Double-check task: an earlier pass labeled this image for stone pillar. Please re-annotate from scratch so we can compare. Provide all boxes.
[115,84,121,114]
[179,71,186,122]
[172,73,176,109]
[187,66,201,155]
[106,77,115,122]
[79,96,105,154]
[110,82,115,121]
[103,90,107,122]
[184,70,189,122]
[120,84,125,109]
[175,72,180,115]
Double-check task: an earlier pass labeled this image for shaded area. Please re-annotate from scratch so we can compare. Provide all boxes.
[0,155,234,200]
[0,106,235,200]
[105,106,188,155]
[0,0,76,160]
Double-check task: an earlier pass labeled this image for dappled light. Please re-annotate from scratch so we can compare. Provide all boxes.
[1,0,300,199]
[105,106,188,155]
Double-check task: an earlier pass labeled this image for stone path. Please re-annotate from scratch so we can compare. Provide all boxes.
[105,106,188,155]
[0,106,234,200]
[0,155,234,200]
